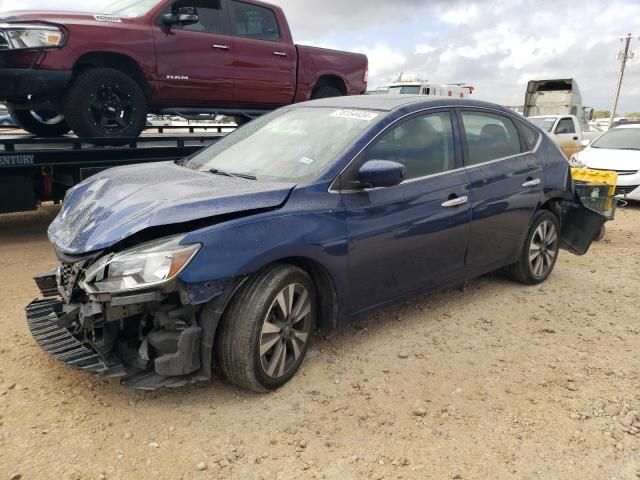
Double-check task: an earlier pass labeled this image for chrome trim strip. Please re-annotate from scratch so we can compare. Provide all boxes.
[329,105,543,194]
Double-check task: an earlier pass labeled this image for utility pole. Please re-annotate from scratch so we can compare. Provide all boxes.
[610,33,634,126]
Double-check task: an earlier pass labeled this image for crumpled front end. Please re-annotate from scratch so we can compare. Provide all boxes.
[26,241,239,390]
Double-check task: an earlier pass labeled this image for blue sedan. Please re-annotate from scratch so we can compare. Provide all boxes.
[28,95,604,391]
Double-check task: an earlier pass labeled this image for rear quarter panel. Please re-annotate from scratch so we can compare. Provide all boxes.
[295,45,368,101]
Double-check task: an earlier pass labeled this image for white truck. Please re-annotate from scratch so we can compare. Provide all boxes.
[528,115,603,158]
[378,81,475,98]
[523,79,600,157]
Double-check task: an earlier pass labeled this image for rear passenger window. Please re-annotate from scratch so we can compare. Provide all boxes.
[518,121,540,150]
[363,112,456,180]
[231,1,281,41]
[461,111,522,166]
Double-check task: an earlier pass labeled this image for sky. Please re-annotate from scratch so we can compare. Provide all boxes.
[2,0,640,112]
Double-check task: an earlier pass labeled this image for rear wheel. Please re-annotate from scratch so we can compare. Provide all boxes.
[507,210,560,285]
[216,265,316,392]
[63,67,148,143]
[8,107,70,137]
[311,85,343,100]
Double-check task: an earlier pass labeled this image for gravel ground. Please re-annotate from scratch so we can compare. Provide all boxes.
[1,204,639,480]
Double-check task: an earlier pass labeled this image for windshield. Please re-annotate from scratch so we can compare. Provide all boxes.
[528,117,556,132]
[98,0,161,17]
[185,107,380,182]
[387,85,421,95]
[591,127,640,150]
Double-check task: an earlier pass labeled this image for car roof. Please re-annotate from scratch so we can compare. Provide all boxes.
[299,94,515,114]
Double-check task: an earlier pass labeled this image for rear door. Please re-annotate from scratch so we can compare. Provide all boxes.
[458,109,543,269]
[341,110,472,313]
[153,0,235,106]
[228,0,296,107]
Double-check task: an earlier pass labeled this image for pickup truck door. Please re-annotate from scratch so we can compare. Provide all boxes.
[153,0,235,106]
[459,109,543,269]
[227,0,296,107]
[341,110,471,314]
[554,116,581,158]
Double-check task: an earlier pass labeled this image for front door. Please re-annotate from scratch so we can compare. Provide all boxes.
[341,110,472,314]
[228,0,296,107]
[153,0,235,107]
[458,109,543,269]
[554,116,581,158]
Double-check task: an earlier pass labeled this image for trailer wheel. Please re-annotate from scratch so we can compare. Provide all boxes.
[64,67,148,144]
[8,108,70,137]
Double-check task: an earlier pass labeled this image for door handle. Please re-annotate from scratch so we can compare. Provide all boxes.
[522,179,541,188]
[213,44,230,50]
[441,196,468,208]
[273,51,287,57]
[573,136,579,141]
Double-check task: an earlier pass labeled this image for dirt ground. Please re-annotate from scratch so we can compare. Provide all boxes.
[1,204,639,480]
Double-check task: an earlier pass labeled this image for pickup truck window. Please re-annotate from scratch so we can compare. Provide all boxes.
[461,111,522,166]
[388,86,420,95]
[172,0,225,34]
[555,117,576,134]
[231,1,281,41]
[529,117,555,132]
[187,107,376,182]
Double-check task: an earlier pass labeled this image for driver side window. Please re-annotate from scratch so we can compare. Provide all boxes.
[363,111,456,180]
[172,0,225,34]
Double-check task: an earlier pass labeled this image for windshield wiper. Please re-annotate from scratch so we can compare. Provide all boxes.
[209,168,257,181]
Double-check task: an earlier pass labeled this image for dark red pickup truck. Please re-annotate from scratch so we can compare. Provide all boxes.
[0,0,368,139]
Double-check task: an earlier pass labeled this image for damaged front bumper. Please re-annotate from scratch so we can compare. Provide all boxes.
[26,268,240,390]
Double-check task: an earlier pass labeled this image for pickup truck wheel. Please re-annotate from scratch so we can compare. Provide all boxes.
[216,265,316,392]
[64,68,148,143]
[507,210,560,285]
[311,85,343,100]
[7,108,70,137]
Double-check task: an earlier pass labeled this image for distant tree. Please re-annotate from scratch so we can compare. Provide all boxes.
[593,110,611,119]
[624,112,640,119]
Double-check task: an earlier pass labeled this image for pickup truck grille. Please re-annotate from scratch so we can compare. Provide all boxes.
[26,299,109,373]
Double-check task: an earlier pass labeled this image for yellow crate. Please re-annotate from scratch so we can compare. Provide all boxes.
[571,168,617,196]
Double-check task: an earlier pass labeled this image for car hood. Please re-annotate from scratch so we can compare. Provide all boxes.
[48,162,295,255]
[577,147,640,171]
[1,11,133,27]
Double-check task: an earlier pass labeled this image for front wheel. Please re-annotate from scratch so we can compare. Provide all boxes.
[216,265,316,392]
[8,108,70,137]
[507,210,560,285]
[63,67,148,143]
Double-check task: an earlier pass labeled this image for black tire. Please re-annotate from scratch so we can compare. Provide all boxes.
[63,67,148,143]
[311,85,343,100]
[216,264,316,392]
[7,107,70,137]
[507,210,560,285]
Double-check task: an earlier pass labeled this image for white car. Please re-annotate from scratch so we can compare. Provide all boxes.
[571,123,640,201]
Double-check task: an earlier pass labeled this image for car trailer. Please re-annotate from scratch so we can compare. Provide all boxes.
[0,125,230,214]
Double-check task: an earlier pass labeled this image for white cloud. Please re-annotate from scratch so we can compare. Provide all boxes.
[415,44,437,55]
[441,3,478,25]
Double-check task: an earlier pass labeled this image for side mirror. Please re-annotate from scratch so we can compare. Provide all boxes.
[358,160,406,189]
[162,6,199,26]
[581,139,591,147]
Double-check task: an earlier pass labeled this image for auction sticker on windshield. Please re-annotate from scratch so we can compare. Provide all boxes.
[330,110,379,122]
[94,15,122,23]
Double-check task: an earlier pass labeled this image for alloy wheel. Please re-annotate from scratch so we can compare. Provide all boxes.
[88,84,135,133]
[529,220,558,278]
[259,283,313,379]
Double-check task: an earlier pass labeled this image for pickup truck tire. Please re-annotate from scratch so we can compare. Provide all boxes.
[63,67,148,144]
[7,108,70,137]
[311,85,343,99]
[216,264,316,392]
[507,210,560,285]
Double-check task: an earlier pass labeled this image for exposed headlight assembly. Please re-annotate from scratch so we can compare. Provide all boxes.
[0,24,65,50]
[81,236,200,294]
